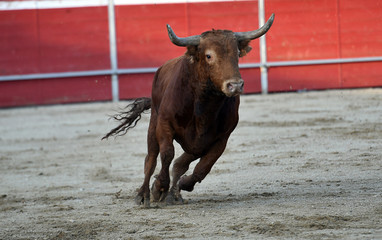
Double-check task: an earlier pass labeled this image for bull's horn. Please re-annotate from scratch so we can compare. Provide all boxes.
[235,13,275,41]
[166,24,200,46]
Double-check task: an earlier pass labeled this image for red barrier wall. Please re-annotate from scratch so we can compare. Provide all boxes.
[0,6,110,75]
[0,0,381,107]
[266,0,382,92]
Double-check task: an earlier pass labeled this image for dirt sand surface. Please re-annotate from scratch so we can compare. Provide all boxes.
[1,89,381,239]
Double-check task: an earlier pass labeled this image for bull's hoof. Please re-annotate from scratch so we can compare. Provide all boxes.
[165,188,184,205]
[135,194,150,208]
[143,198,150,208]
[151,181,168,202]
[135,193,143,205]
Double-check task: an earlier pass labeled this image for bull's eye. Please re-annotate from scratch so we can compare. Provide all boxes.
[205,50,215,63]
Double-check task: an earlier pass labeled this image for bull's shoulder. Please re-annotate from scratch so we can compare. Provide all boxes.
[153,56,189,90]
[160,56,188,79]
[163,55,185,68]
[152,55,194,114]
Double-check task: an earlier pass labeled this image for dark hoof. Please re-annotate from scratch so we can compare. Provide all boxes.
[135,193,150,208]
[165,189,184,205]
[151,181,168,202]
[143,198,150,208]
[135,193,143,205]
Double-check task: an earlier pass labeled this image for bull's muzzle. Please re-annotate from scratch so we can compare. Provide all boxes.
[224,79,244,97]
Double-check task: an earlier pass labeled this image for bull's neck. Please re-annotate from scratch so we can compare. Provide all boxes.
[193,91,236,139]
[193,79,231,124]
[195,91,226,115]
[182,57,230,118]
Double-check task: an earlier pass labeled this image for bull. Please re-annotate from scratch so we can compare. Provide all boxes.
[103,14,275,207]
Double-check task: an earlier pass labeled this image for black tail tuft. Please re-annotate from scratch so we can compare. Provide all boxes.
[102,97,152,140]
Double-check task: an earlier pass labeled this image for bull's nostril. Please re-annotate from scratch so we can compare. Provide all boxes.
[227,83,234,92]
[226,80,244,94]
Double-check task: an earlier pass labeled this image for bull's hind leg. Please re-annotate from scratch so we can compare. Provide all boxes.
[151,123,175,202]
[135,116,159,208]
[166,153,197,205]
[151,141,174,202]
[135,153,158,207]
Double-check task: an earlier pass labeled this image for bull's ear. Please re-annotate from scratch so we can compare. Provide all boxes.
[185,45,199,63]
[238,40,252,57]
[186,45,198,56]
[186,45,199,63]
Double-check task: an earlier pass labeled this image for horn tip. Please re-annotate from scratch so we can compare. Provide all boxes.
[166,24,175,37]
[166,24,174,39]
[270,13,275,21]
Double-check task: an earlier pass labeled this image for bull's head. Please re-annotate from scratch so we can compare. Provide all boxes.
[166,14,274,97]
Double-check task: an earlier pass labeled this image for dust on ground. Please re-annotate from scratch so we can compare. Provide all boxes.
[0,89,381,239]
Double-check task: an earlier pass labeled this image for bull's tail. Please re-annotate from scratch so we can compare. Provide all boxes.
[102,97,152,140]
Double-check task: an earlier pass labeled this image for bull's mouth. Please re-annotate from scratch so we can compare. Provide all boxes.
[223,79,244,97]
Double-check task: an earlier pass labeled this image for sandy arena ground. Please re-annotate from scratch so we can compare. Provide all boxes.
[0,88,381,239]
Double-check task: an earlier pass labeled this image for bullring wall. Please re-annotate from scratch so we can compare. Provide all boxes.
[0,0,381,107]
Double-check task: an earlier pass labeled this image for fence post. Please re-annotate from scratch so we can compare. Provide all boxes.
[258,0,268,94]
[108,0,119,102]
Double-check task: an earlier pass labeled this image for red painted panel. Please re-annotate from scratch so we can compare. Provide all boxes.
[0,7,110,76]
[266,0,339,61]
[0,10,40,75]
[0,76,111,107]
[119,73,154,100]
[341,62,382,88]
[338,0,382,58]
[37,7,110,72]
[116,3,187,68]
[268,65,341,92]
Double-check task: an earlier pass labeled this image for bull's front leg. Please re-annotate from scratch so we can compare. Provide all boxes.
[178,137,229,193]
[165,153,197,205]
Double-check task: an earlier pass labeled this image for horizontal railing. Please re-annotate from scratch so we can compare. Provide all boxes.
[1,56,381,81]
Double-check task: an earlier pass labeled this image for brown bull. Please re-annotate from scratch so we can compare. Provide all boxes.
[103,14,274,207]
